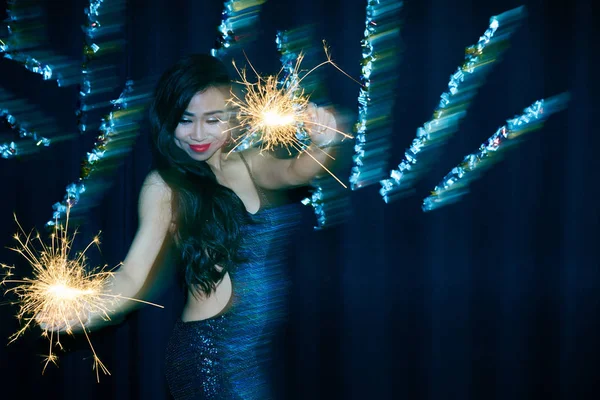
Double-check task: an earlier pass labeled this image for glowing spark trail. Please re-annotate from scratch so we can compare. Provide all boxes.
[422,93,570,211]
[211,0,267,59]
[0,88,74,159]
[48,80,153,226]
[1,211,163,381]
[380,6,527,203]
[1,90,49,158]
[78,0,127,134]
[0,1,79,158]
[349,0,403,190]
[0,0,81,85]
[1,1,60,83]
[0,0,128,161]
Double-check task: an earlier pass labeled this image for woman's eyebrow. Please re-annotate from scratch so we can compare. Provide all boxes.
[202,110,226,116]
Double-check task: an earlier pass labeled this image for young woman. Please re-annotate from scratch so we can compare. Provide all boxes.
[78,54,339,399]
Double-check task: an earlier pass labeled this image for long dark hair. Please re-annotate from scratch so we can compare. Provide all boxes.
[148,54,247,297]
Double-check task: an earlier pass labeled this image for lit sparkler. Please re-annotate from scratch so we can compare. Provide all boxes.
[227,60,310,153]
[1,211,163,381]
[225,43,358,187]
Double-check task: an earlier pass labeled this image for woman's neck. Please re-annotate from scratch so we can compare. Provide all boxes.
[206,147,226,172]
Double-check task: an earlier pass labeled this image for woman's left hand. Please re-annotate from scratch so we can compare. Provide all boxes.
[305,103,338,147]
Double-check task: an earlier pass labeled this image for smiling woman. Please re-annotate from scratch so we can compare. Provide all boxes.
[173,87,231,162]
[52,53,341,399]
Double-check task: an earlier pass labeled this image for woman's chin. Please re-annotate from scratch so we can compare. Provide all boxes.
[187,147,223,162]
[186,152,212,162]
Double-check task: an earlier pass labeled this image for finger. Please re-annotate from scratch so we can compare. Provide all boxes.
[306,103,317,122]
[314,108,327,133]
[316,107,325,121]
[328,113,337,134]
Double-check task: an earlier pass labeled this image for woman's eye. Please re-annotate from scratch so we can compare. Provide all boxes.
[206,119,222,125]
[178,119,192,125]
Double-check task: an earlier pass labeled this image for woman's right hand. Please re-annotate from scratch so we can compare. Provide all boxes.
[36,308,90,334]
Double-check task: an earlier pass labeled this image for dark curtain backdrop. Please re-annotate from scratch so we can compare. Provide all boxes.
[1,0,598,399]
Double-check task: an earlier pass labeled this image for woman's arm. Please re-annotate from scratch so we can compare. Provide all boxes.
[246,105,342,189]
[71,171,173,331]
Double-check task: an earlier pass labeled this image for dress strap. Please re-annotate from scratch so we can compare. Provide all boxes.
[239,152,270,208]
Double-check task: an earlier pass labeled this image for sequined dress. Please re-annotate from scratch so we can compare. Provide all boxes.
[164,179,299,399]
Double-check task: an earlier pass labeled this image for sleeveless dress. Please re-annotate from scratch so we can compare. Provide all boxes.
[164,158,300,399]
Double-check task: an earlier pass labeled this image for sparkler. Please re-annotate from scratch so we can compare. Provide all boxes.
[227,59,310,153]
[225,43,358,187]
[1,210,163,381]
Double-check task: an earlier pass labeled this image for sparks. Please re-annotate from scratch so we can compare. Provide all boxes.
[227,67,308,153]
[1,209,163,382]
[224,43,359,187]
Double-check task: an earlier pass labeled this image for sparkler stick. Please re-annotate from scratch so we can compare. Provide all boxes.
[1,210,163,381]
[422,93,569,211]
[380,6,526,203]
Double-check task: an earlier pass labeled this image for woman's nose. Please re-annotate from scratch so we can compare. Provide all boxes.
[190,123,206,141]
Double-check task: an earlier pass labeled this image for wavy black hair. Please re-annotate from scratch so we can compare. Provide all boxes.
[148,54,247,297]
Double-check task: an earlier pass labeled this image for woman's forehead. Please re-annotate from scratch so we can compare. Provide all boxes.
[187,87,228,110]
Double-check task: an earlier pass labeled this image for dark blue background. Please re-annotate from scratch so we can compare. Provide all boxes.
[0,0,598,399]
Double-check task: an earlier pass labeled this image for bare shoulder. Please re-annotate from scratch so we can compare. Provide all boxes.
[139,170,172,220]
[143,170,169,188]
[141,170,171,197]
[240,147,277,170]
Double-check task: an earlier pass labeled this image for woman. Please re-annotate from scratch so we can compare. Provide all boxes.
[81,54,339,399]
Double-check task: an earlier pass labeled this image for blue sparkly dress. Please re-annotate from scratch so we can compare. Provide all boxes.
[164,160,299,399]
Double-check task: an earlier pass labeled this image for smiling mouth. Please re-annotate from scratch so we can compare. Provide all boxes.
[189,143,211,153]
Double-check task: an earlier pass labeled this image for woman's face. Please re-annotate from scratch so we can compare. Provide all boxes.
[174,86,230,162]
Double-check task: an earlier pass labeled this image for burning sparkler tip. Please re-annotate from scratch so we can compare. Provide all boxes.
[2,211,165,379]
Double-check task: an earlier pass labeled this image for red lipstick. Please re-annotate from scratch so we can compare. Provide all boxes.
[189,143,211,153]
